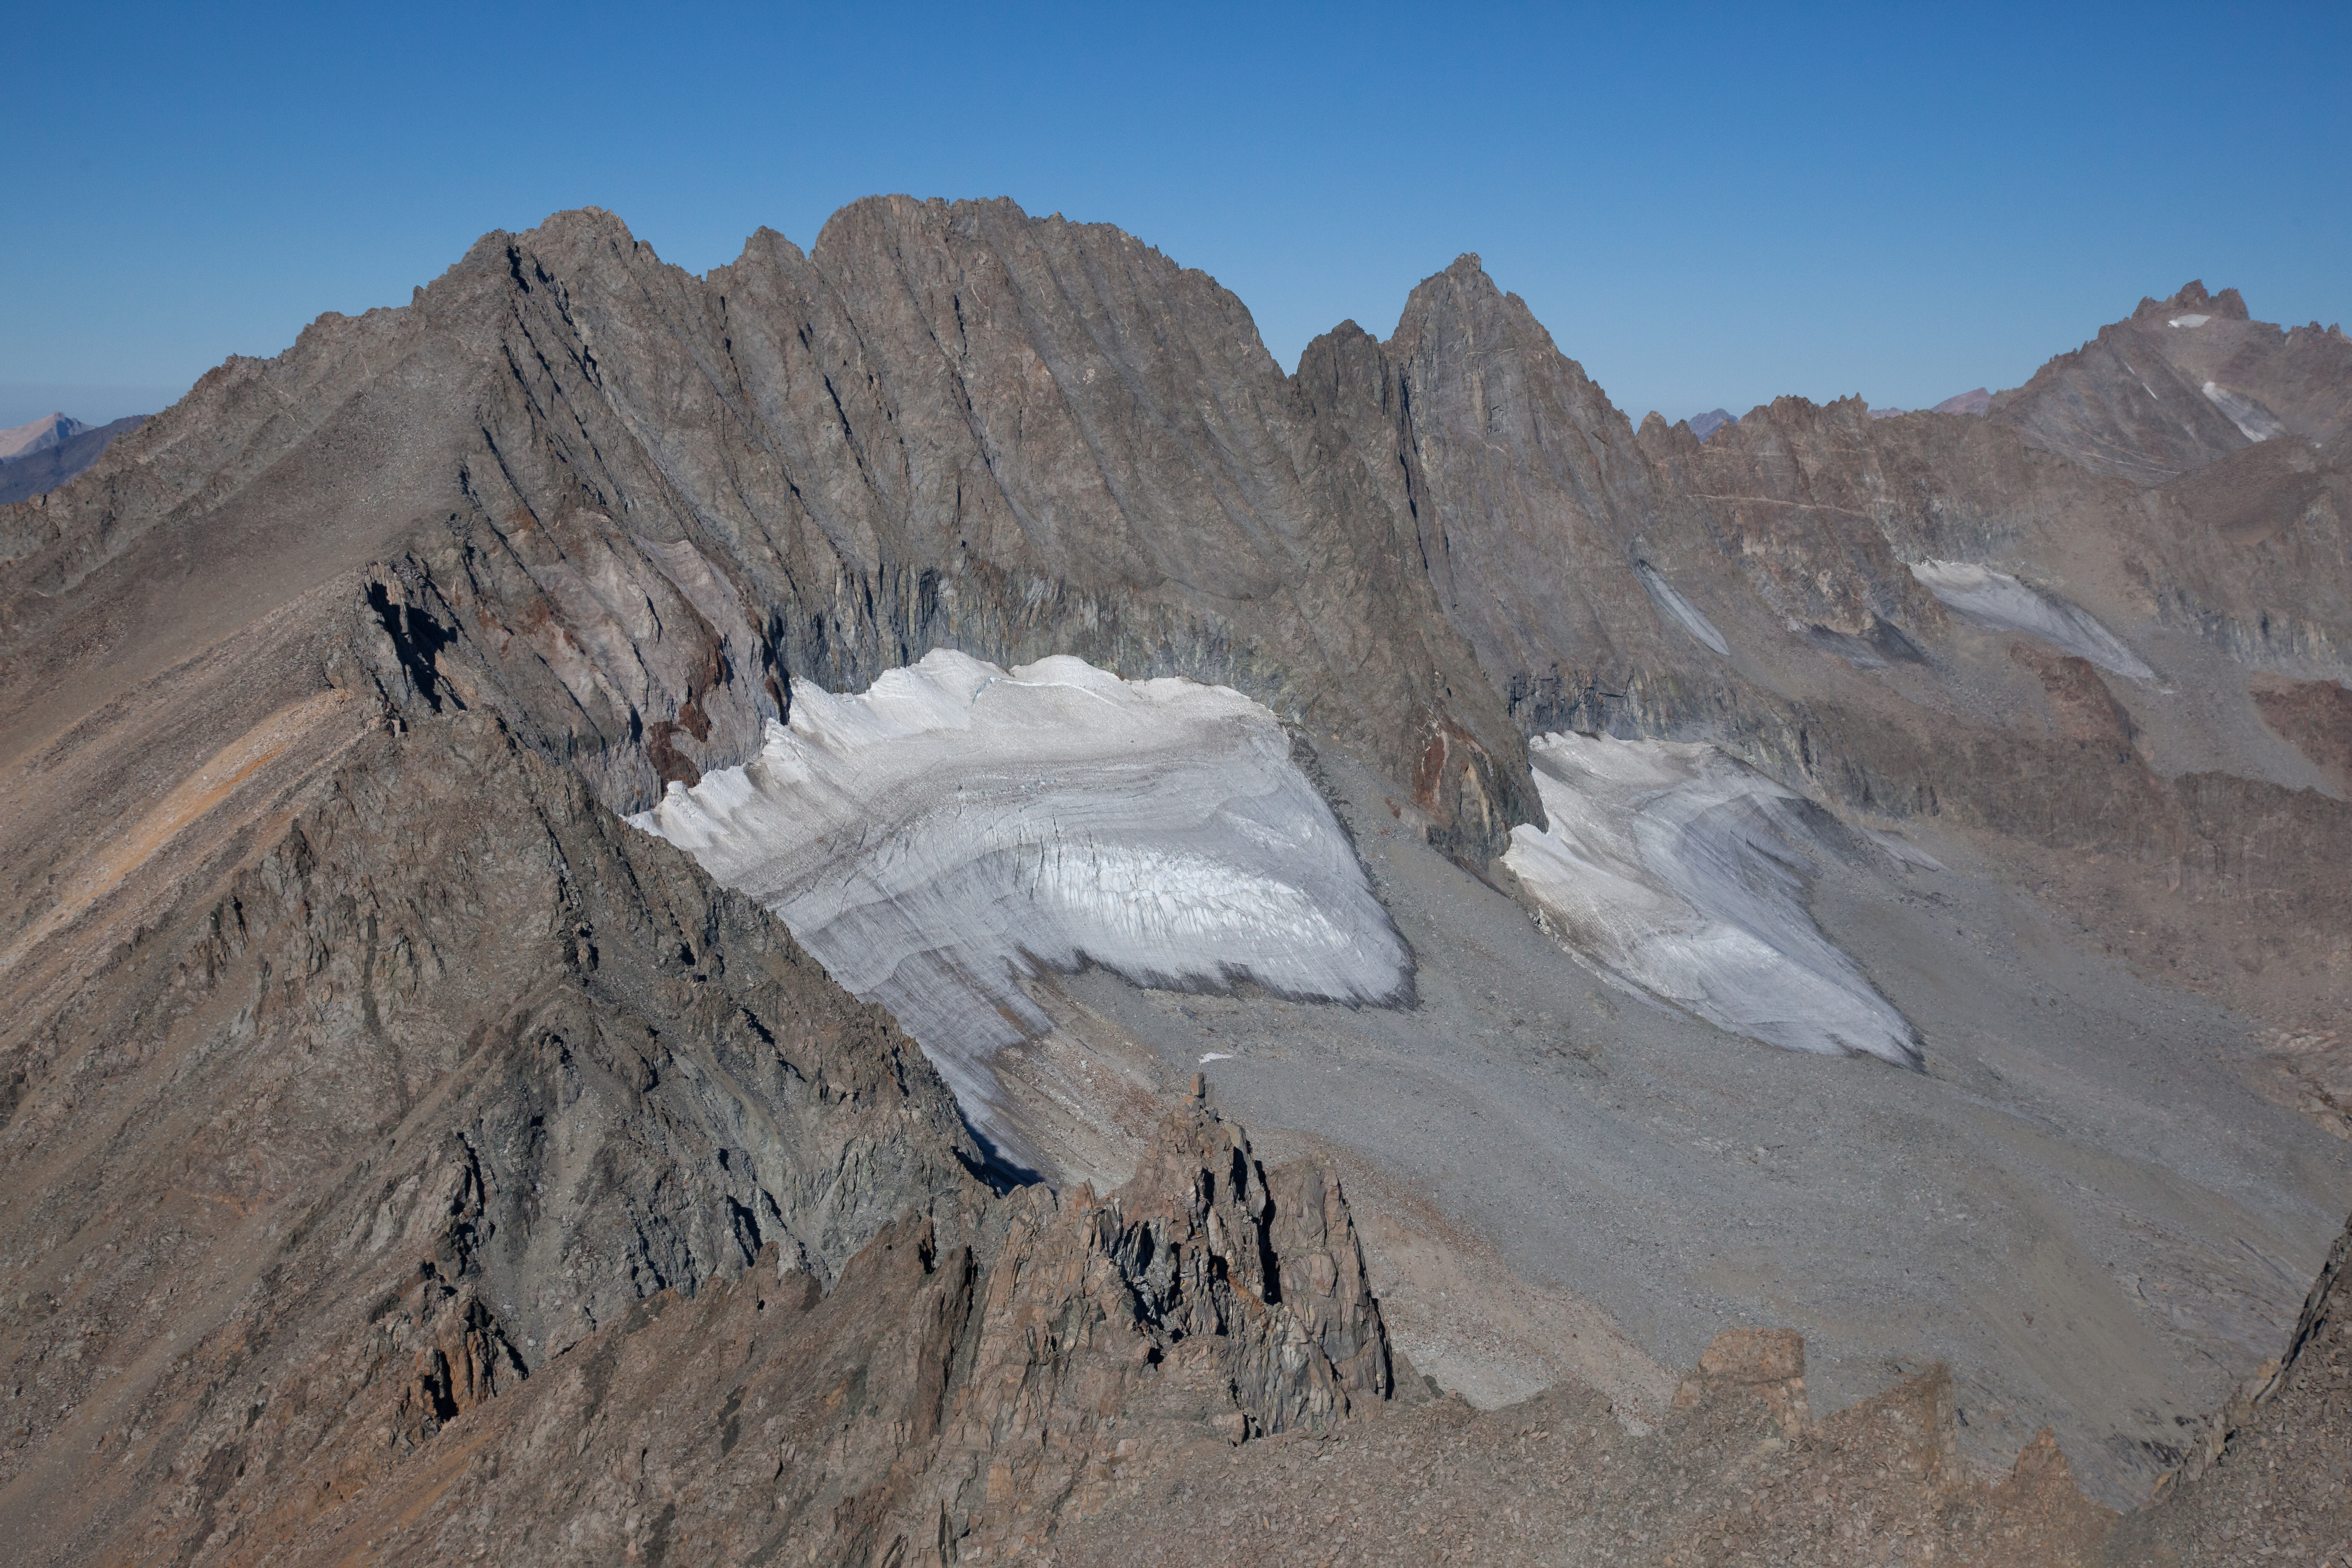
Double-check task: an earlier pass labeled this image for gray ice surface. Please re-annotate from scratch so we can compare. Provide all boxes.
[1909,560,2156,680]
[1504,734,1921,1065]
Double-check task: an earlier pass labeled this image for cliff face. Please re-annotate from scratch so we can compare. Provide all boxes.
[4,198,2352,1562]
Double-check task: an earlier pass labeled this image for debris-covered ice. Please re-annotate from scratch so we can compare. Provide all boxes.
[1503,733,1923,1066]
[1908,560,2154,680]
[628,650,1408,1135]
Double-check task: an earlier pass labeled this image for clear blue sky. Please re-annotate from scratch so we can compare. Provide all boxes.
[5,2,2347,430]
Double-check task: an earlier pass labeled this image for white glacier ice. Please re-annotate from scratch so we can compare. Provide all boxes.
[1634,561,1731,657]
[1502,733,1922,1067]
[1907,560,2154,680]
[2199,380,2288,444]
[2167,314,2211,328]
[627,650,1408,1139]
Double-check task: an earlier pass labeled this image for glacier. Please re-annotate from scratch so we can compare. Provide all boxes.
[1908,559,2154,680]
[627,650,1410,1139]
[1502,732,1923,1067]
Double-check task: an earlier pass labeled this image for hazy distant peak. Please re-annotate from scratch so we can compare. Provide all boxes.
[1687,407,1736,441]
[1930,387,1991,415]
[0,413,147,504]
[0,411,88,462]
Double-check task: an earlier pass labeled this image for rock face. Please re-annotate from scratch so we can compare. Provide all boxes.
[5,197,2352,1562]
[0,714,984,1562]
[2107,1206,2352,1561]
[0,415,144,505]
[0,199,1527,854]
[7,1086,1392,1566]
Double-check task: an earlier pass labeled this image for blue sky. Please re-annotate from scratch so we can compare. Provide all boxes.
[5,2,2347,430]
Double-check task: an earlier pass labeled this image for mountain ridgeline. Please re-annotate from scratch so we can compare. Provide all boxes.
[3,197,2350,1564]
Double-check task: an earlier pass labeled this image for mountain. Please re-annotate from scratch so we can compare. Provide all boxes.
[1989,280,2352,483]
[0,412,87,462]
[1932,386,1991,415]
[0,415,147,505]
[1686,405,1736,440]
[3,199,2349,1564]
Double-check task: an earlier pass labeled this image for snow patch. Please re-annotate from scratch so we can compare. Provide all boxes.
[628,650,1408,1139]
[1634,562,1730,656]
[2199,381,2288,444]
[2168,315,2211,329]
[1503,734,1921,1066]
[1199,1052,1234,1064]
[1908,560,2153,680]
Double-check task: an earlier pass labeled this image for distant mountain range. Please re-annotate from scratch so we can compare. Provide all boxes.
[0,412,148,505]
[1695,387,1992,438]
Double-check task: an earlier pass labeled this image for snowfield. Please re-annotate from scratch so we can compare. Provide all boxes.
[1503,733,1924,1066]
[1907,560,2154,679]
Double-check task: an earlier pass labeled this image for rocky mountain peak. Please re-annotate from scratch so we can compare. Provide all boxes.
[2135,277,2251,324]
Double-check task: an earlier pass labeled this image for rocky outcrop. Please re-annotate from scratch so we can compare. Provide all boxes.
[1044,1323,2118,1566]
[18,1086,1395,1567]
[0,714,984,1562]
[2107,1206,2352,1560]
